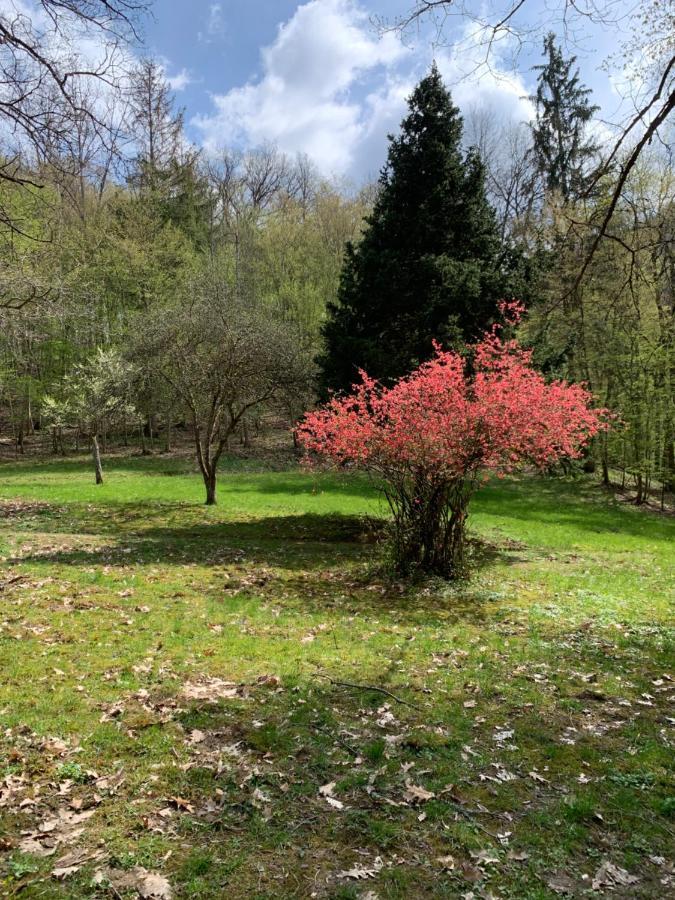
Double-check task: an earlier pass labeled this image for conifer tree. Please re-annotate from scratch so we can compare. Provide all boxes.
[530,33,600,201]
[318,65,525,395]
[126,60,209,248]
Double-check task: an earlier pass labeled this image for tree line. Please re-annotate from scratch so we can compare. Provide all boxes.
[0,2,672,506]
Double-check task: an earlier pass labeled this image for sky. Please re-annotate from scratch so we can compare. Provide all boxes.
[51,0,647,182]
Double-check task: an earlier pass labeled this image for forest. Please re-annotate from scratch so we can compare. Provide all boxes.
[0,1,673,898]
[0,6,672,507]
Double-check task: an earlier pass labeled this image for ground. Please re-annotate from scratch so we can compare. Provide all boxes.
[0,453,673,899]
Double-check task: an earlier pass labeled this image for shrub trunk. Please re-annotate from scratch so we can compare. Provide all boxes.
[388,478,471,578]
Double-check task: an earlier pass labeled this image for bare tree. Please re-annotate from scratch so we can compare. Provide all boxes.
[0,0,148,228]
[463,106,537,239]
[136,268,314,505]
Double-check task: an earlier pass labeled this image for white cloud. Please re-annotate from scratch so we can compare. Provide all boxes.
[193,0,410,175]
[166,67,192,92]
[198,3,225,43]
[435,23,535,125]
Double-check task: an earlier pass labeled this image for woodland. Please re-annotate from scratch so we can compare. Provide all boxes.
[0,1,673,898]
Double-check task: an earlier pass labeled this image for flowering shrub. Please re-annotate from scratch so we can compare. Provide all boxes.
[298,308,608,578]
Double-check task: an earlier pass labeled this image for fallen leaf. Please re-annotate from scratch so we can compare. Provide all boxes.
[404,780,435,803]
[592,860,639,891]
[181,679,240,701]
[137,870,173,899]
[94,866,172,899]
[168,796,193,812]
[529,771,549,784]
[52,848,104,880]
[338,857,384,880]
[459,862,483,882]
[547,874,576,894]
[471,850,500,865]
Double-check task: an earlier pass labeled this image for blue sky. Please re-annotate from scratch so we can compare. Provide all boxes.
[143,0,633,181]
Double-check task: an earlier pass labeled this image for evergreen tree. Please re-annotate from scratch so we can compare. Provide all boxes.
[126,60,210,248]
[318,65,525,395]
[127,59,185,194]
[530,34,600,201]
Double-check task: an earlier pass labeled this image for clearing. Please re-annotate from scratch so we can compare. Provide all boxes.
[0,454,673,898]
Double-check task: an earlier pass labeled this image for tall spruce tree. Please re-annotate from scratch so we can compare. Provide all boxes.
[530,34,599,201]
[126,60,210,248]
[318,65,524,394]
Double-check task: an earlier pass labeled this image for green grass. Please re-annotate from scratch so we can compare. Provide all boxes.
[0,453,673,898]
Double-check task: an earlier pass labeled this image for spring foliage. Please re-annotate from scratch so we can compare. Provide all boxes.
[299,307,607,577]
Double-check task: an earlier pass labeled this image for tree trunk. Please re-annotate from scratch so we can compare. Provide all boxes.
[204,469,217,505]
[666,441,675,493]
[242,417,251,449]
[391,481,470,579]
[165,408,173,452]
[91,435,104,485]
[635,472,644,504]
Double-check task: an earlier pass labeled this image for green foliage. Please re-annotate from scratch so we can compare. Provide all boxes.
[525,156,674,496]
[319,65,529,394]
[530,33,600,200]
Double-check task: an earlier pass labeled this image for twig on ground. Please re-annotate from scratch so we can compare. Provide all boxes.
[447,803,500,839]
[323,676,422,710]
[311,722,360,757]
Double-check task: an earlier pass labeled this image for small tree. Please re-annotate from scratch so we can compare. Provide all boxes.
[41,395,69,455]
[44,349,138,484]
[299,307,607,578]
[137,274,313,505]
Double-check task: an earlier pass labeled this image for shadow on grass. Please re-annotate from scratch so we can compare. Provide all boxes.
[6,512,524,623]
[474,477,675,542]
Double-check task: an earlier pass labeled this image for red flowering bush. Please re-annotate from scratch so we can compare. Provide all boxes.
[298,309,608,578]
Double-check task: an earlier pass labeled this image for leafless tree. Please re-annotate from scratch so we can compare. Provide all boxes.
[0,0,148,224]
[136,268,314,505]
[463,105,538,239]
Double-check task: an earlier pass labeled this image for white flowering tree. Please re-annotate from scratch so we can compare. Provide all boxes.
[43,349,138,484]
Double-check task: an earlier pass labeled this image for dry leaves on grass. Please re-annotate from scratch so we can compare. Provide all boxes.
[338,856,384,880]
[437,855,456,871]
[592,860,639,891]
[51,847,105,879]
[18,808,96,857]
[546,873,577,895]
[403,780,435,803]
[470,850,500,866]
[93,866,172,898]
[319,782,345,809]
[180,678,242,702]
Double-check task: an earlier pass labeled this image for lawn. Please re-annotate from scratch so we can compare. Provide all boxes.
[0,454,673,898]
